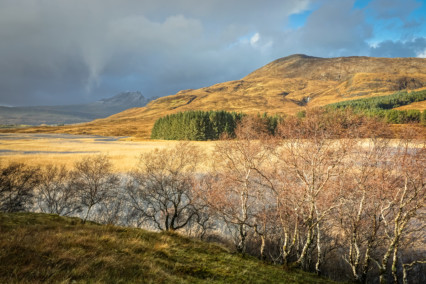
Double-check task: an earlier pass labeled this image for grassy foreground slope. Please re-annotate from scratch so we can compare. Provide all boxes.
[0,213,332,284]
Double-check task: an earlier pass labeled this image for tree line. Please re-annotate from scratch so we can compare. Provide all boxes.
[151,110,281,140]
[326,89,426,124]
[1,109,425,283]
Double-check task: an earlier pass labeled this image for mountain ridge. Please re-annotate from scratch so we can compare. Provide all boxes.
[0,91,151,125]
[3,54,426,137]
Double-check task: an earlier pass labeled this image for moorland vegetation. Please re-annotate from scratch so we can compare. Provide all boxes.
[151,93,426,141]
[1,109,424,283]
[1,213,333,283]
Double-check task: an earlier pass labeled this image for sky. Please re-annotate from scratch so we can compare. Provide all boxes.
[0,0,425,107]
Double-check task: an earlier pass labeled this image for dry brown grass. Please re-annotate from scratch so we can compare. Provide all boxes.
[0,134,216,172]
[395,100,426,110]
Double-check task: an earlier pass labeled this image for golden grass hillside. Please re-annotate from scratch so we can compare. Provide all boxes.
[4,54,426,138]
[0,212,333,283]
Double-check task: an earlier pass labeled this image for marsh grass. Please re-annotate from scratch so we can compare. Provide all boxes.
[1,134,424,173]
[0,134,216,172]
[0,212,333,283]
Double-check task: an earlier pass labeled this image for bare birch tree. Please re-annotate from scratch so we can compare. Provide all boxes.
[205,116,275,254]
[338,137,390,283]
[72,155,120,223]
[374,136,425,284]
[126,142,205,231]
[0,163,40,212]
[275,109,355,273]
[37,164,81,216]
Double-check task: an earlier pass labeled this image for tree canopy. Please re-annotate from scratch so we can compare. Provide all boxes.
[326,89,426,124]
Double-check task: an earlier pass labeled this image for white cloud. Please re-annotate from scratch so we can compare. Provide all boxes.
[369,38,426,57]
[250,33,260,46]
[0,0,424,106]
[417,50,426,58]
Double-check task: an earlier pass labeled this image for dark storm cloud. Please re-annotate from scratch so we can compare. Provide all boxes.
[368,0,421,19]
[289,0,372,56]
[0,0,424,107]
[0,0,311,106]
[370,37,426,57]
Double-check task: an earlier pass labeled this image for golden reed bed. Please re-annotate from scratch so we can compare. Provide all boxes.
[1,133,423,174]
[0,133,216,172]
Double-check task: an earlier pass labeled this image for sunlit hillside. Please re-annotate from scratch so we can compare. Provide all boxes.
[0,212,333,283]
[4,54,426,138]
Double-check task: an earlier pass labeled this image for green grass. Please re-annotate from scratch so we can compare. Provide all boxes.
[0,213,333,283]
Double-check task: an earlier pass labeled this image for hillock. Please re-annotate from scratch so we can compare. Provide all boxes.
[3,55,426,137]
[0,212,332,283]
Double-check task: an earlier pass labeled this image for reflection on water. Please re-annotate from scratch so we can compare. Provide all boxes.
[0,150,100,155]
[0,133,127,141]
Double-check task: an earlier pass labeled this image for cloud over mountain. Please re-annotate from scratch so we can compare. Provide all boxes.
[0,0,424,106]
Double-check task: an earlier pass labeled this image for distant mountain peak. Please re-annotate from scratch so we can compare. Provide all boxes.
[272,54,319,63]
[246,54,426,82]
[284,54,316,59]
[98,91,146,104]
[4,55,425,135]
[0,91,152,126]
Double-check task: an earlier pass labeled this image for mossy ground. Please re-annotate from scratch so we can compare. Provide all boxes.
[0,212,333,283]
